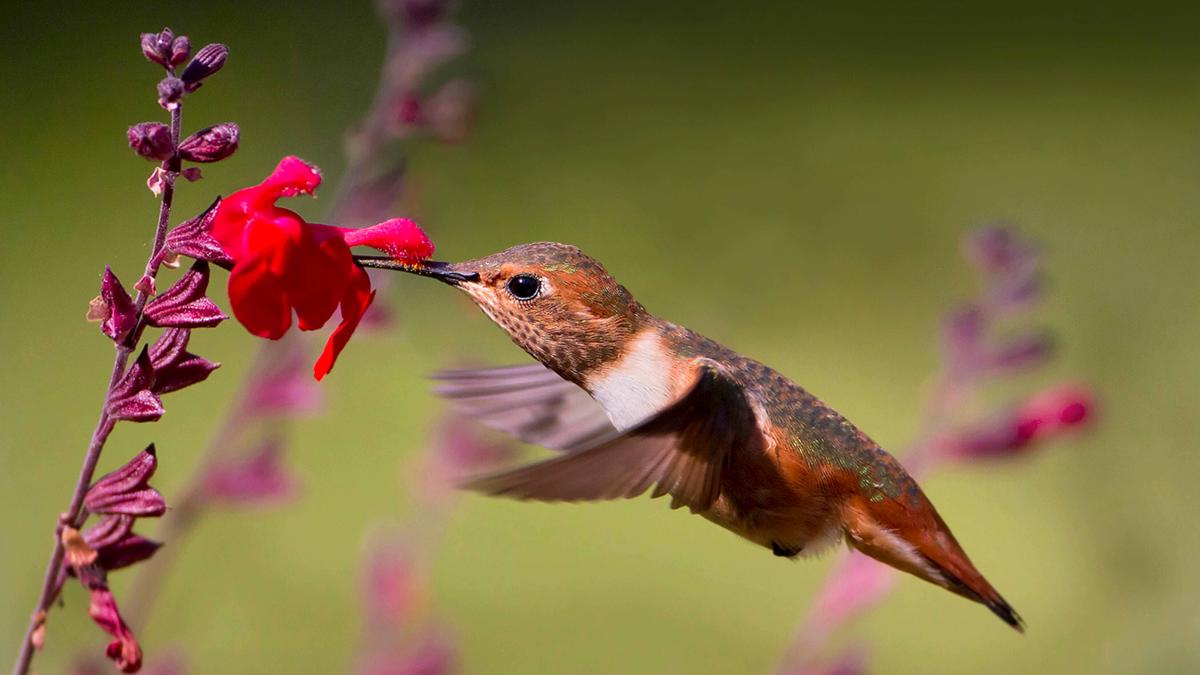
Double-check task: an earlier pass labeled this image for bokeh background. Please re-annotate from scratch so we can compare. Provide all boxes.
[3,1,1199,673]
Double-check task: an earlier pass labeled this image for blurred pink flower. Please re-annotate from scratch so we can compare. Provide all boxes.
[782,647,869,675]
[803,553,895,646]
[419,416,514,507]
[363,539,420,628]
[358,631,456,675]
[200,437,297,506]
[241,337,324,417]
[942,383,1094,460]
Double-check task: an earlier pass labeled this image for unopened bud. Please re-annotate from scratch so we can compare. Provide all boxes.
[126,122,174,161]
[169,35,191,67]
[140,28,175,67]
[178,123,239,163]
[181,44,228,91]
[140,33,166,66]
[157,76,185,110]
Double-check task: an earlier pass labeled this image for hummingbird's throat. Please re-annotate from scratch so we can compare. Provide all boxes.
[586,329,685,430]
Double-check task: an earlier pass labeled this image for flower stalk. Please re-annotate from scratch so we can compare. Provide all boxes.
[12,95,183,675]
[14,27,237,675]
[116,6,476,671]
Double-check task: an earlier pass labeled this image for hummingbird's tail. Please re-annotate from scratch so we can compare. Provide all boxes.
[842,495,1025,632]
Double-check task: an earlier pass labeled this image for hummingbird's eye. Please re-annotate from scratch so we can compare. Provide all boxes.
[506,274,542,301]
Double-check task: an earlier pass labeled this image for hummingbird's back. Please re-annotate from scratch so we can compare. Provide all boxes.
[652,320,1022,629]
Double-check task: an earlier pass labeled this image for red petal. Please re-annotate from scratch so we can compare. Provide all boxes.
[287,234,353,331]
[228,256,292,339]
[313,268,374,380]
[336,218,434,263]
[211,158,321,260]
[259,156,322,199]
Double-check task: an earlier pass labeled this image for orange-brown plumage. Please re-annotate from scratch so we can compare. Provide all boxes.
[385,242,1023,631]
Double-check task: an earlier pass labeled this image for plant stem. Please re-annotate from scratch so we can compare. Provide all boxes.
[120,16,422,634]
[12,102,183,675]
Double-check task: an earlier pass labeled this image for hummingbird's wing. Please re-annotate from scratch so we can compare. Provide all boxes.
[462,364,761,513]
[432,363,617,452]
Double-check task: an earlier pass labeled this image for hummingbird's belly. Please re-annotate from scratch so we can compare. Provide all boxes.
[701,451,845,556]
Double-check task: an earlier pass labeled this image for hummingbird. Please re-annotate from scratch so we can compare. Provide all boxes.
[361,242,1023,630]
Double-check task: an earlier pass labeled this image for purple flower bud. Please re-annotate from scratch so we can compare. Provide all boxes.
[141,33,166,66]
[940,303,984,373]
[964,225,1038,277]
[177,123,239,163]
[169,35,191,67]
[990,273,1043,313]
[140,29,174,67]
[96,534,162,572]
[180,44,228,91]
[84,515,135,552]
[126,122,174,162]
[157,76,185,110]
[164,199,233,266]
[154,29,175,58]
[987,331,1054,372]
[180,167,203,182]
[108,348,164,423]
[85,445,166,517]
[96,267,137,342]
[149,328,220,395]
[200,437,296,505]
[88,587,142,673]
[144,261,227,328]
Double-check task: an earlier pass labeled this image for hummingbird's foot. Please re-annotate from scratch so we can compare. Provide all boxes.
[771,542,802,559]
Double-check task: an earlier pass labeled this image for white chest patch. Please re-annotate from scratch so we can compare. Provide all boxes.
[589,330,677,431]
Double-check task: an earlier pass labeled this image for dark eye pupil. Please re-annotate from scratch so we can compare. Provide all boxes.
[507,275,540,300]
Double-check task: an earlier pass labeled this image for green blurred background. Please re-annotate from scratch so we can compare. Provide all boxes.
[3,1,1199,673]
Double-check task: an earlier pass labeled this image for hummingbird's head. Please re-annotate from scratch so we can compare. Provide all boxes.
[390,242,649,384]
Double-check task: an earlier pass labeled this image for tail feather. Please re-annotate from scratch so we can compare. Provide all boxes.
[920,551,1024,632]
[843,496,1024,632]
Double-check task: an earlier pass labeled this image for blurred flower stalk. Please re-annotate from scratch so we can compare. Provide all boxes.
[114,0,477,671]
[356,419,515,675]
[13,28,234,675]
[777,227,1095,674]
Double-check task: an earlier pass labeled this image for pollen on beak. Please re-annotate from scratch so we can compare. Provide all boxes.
[354,257,479,286]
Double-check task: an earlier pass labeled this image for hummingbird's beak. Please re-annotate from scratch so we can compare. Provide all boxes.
[354,256,480,286]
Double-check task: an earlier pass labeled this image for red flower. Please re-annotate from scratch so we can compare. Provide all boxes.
[212,156,433,379]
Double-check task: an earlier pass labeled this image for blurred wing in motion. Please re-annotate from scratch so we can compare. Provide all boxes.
[433,363,617,452]
[462,364,762,513]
